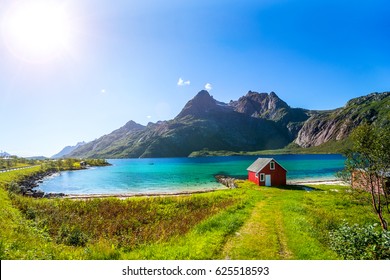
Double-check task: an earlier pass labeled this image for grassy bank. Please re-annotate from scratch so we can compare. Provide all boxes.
[0,167,388,259]
[188,139,352,157]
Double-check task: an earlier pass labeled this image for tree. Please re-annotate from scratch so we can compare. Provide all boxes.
[57,159,63,170]
[65,158,75,170]
[339,124,390,230]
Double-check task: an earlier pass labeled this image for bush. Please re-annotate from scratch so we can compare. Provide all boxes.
[7,181,20,194]
[57,226,89,247]
[329,222,390,259]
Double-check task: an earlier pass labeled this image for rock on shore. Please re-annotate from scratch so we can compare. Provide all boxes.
[215,175,238,189]
[17,169,65,198]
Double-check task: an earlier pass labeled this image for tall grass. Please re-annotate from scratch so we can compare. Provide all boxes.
[10,191,241,258]
[0,177,66,259]
[123,188,259,259]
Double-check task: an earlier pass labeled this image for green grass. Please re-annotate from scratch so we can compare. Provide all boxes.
[221,183,335,259]
[0,168,69,259]
[0,166,41,188]
[221,182,384,260]
[1,168,388,260]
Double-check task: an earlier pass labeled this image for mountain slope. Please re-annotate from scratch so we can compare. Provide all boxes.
[67,90,390,158]
[68,91,292,158]
[68,121,146,158]
[295,92,390,147]
[51,142,86,158]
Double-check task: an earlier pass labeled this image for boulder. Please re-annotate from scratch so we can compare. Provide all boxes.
[215,175,238,189]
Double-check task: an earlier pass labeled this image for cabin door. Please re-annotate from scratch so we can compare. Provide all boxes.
[265,175,271,186]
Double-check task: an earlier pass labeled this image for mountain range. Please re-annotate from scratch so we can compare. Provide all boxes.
[51,142,86,158]
[64,90,390,158]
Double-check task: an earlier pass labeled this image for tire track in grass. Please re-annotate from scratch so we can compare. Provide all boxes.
[222,192,293,260]
[274,203,292,260]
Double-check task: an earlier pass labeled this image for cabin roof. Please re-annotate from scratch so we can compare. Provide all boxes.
[246,158,287,173]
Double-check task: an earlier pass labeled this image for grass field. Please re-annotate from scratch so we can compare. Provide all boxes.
[0,168,387,260]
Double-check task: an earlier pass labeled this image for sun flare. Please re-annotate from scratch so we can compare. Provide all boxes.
[2,1,75,62]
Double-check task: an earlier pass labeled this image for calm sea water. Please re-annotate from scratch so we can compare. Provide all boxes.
[38,154,345,195]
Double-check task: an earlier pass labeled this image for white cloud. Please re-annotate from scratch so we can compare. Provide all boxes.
[146,115,152,119]
[177,77,190,86]
[204,83,212,91]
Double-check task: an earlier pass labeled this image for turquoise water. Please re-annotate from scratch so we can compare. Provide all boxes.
[38,154,345,195]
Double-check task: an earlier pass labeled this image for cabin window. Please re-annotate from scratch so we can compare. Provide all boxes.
[260,173,265,182]
[270,161,275,170]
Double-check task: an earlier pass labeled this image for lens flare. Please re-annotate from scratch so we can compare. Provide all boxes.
[2,0,75,63]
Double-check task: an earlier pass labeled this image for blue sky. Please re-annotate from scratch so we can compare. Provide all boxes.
[0,0,389,157]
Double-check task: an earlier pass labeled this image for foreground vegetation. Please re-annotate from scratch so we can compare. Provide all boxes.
[338,123,390,230]
[0,167,388,259]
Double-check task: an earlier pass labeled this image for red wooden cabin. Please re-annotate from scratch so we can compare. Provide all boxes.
[247,158,287,186]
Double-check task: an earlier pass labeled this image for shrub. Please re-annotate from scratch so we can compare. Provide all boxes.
[25,208,36,220]
[57,226,89,247]
[7,181,20,194]
[329,222,390,259]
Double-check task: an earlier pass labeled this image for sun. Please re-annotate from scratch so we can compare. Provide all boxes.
[2,0,74,63]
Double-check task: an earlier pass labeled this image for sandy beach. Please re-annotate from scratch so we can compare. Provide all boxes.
[287,179,348,185]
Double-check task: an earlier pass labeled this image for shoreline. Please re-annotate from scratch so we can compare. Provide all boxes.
[60,179,348,200]
[287,179,348,185]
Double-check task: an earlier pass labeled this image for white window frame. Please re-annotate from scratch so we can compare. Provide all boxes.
[270,161,275,170]
[260,173,265,182]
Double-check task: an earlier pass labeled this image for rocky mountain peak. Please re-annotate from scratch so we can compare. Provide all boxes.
[123,120,145,131]
[191,90,215,105]
[176,90,219,118]
[231,91,289,117]
[196,89,211,97]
